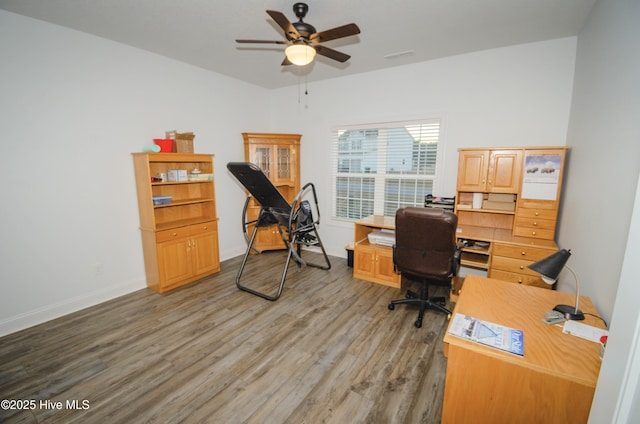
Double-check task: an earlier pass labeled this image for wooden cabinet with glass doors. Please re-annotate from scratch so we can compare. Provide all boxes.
[242,132,301,252]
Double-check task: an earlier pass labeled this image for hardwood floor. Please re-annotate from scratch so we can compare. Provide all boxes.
[0,251,452,423]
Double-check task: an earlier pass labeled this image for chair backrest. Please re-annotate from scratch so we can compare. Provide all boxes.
[394,207,459,281]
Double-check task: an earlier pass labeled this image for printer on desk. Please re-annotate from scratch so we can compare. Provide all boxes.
[367,229,396,247]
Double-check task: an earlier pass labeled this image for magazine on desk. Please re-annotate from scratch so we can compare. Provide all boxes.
[448,313,524,356]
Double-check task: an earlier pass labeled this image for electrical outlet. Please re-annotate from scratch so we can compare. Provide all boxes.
[94,263,104,276]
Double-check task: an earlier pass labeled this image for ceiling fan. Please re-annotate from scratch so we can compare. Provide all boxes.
[236,2,361,66]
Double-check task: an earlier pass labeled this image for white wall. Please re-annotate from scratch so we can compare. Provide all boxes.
[269,37,577,260]
[563,0,640,422]
[557,0,640,326]
[0,11,268,335]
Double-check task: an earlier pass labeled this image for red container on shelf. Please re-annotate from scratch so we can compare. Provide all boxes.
[153,138,174,153]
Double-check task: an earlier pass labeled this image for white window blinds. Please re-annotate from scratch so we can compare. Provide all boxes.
[331,119,441,220]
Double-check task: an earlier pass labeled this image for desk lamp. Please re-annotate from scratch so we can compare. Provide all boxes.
[527,249,585,320]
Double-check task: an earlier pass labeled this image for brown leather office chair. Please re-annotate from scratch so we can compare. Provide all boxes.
[388,207,461,328]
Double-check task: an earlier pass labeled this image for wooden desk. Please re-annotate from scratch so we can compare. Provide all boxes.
[352,215,401,288]
[442,275,604,424]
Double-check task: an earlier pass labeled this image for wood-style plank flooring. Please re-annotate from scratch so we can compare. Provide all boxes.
[0,251,452,423]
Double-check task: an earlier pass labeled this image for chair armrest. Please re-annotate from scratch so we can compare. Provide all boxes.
[392,244,397,272]
[453,240,467,276]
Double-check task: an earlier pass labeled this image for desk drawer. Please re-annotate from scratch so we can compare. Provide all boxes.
[512,226,555,239]
[492,243,555,261]
[488,269,548,288]
[188,220,217,235]
[514,217,556,231]
[517,199,557,211]
[156,227,190,242]
[490,256,540,277]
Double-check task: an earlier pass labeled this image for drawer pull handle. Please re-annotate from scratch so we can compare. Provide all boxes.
[519,265,524,270]
[204,226,208,230]
[521,251,526,256]
[172,232,177,237]
[535,212,540,216]
[518,279,523,284]
[532,231,536,235]
[533,222,538,226]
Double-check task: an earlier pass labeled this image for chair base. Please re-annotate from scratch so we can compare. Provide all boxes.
[388,283,452,328]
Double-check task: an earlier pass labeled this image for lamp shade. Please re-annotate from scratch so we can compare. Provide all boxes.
[527,248,584,320]
[527,248,571,284]
[285,44,316,66]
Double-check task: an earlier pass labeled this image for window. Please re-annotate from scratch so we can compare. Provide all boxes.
[331,119,441,220]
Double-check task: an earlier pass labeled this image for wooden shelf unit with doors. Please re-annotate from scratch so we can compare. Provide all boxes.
[455,147,567,288]
[242,132,301,252]
[132,152,220,293]
[353,215,401,288]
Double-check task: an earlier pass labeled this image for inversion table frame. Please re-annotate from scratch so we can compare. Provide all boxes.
[227,162,332,301]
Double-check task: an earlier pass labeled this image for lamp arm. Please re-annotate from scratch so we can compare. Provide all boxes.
[564,264,580,314]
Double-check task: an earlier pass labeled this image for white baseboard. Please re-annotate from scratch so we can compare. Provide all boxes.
[0,278,146,337]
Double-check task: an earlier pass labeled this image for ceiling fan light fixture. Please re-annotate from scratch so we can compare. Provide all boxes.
[285,44,316,66]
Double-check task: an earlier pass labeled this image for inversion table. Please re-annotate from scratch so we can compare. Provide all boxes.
[227,162,331,300]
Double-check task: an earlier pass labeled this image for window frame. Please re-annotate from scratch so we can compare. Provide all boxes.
[330,117,445,222]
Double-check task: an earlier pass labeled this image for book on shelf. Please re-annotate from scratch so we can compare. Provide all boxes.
[447,313,524,356]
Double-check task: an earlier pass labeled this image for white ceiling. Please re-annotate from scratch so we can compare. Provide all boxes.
[0,0,596,89]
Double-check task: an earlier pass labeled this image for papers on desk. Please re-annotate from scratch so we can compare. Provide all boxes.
[448,313,524,356]
[562,320,609,343]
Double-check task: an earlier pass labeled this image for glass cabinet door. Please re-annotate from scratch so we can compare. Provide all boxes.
[277,147,291,180]
[253,146,271,178]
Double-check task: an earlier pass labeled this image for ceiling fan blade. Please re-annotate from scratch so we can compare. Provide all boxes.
[236,39,288,44]
[310,23,360,43]
[266,10,300,40]
[314,45,351,63]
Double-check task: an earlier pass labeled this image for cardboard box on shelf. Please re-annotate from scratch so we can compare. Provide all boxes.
[487,193,516,202]
[482,200,516,211]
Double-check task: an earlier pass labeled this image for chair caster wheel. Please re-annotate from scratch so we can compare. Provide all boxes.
[414,320,422,328]
[388,303,395,310]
